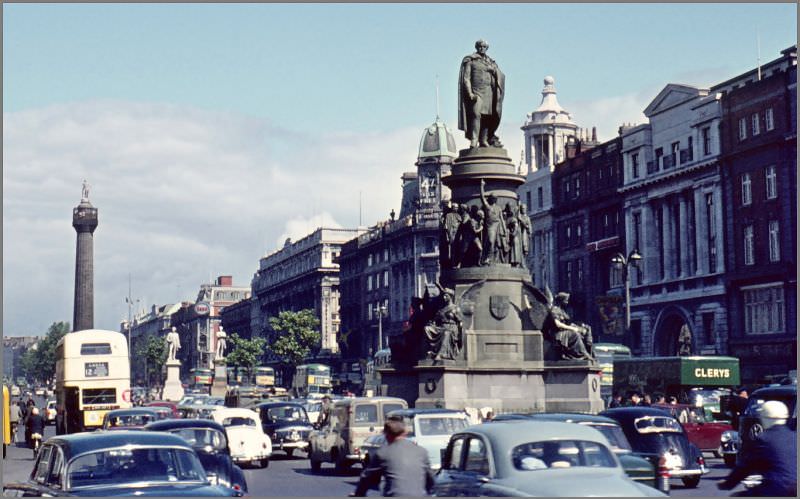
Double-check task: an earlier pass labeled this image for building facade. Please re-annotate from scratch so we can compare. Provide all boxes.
[718,46,797,383]
[551,135,626,343]
[620,83,728,357]
[338,119,456,371]
[3,336,39,381]
[121,302,181,385]
[518,77,580,289]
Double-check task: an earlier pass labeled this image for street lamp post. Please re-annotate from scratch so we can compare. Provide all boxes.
[374,304,387,352]
[611,249,642,333]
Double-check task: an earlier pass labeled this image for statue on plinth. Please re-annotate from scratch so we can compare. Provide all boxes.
[166,327,181,362]
[424,283,464,362]
[480,179,508,265]
[458,39,505,148]
[678,324,693,356]
[81,179,91,202]
[216,326,228,360]
[543,292,594,361]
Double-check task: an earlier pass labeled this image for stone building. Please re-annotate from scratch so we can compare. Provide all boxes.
[219,296,254,341]
[121,302,181,385]
[718,46,797,383]
[620,82,728,356]
[518,77,580,289]
[338,118,456,370]
[551,135,625,343]
[3,336,39,381]
[251,228,362,382]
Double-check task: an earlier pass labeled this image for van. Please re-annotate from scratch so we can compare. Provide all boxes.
[308,396,407,472]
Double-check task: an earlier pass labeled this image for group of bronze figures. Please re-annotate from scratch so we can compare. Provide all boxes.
[440,180,532,270]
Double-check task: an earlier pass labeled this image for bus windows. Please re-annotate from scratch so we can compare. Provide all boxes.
[82,388,116,405]
[80,343,112,355]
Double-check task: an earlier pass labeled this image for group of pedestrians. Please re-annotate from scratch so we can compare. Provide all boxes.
[13,398,45,449]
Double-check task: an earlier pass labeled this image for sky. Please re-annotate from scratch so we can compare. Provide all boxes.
[3,2,796,336]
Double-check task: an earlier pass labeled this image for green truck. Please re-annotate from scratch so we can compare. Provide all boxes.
[613,356,740,407]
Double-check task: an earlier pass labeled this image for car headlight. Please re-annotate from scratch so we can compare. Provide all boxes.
[721,431,732,443]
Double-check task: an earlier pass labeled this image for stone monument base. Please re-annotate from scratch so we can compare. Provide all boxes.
[210,359,228,397]
[379,362,603,414]
[162,359,184,402]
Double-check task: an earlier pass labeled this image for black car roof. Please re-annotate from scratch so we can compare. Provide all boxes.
[751,386,797,398]
[254,401,304,409]
[387,408,464,417]
[48,430,192,458]
[599,407,674,422]
[494,412,621,425]
[144,418,226,433]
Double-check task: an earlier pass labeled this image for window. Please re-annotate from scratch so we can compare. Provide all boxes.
[738,117,747,141]
[765,165,777,199]
[751,113,760,136]
[687,136,694,161]
[765,108,774,131]
[446,437,466,470]
[630,320,642,351]
[671,141,679,166]
[565,261,573,291]
[655,147,663,169]
[565,225,571,246]
[743,284,785,335]
[367,275,372,291]
[383,248,389,262]
[526,191,531,212]
[537,186,543,208]
[80,343,112,355]
[34,446,53,483]
[354,404,378,424]
[464,438,490,474]
[702,312,715,346]
[574,177,581,198]
[367,306,373,321]
[769,221,780,262]
[367,254,373,266]
[741,173,752,206]
[383,270,389,287]
[577,259,583,284]
[743,225,754,265]
[47,448,64,488]
[706,193,717,272]
[702,127,711,155]
[511,440,616,471]
[631,152,640,179]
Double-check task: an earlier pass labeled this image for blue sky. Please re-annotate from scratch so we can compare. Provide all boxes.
[3,3,796,336]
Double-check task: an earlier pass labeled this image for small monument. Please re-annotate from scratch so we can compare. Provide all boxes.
[162,327,184,401]
[380,41,602,413]
[210,326,228,397]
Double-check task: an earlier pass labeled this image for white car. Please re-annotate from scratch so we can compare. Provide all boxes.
[212,407,272,468]
[45,400,58,424]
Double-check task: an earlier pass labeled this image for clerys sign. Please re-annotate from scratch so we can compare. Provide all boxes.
[613,356,740,395]
[681,357,740,386]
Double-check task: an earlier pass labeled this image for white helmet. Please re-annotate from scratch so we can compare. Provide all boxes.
[758,400,789,421]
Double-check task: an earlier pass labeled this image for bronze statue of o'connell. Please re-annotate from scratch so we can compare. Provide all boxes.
[458,39,505,148]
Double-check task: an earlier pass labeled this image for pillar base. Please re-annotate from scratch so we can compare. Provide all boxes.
[162,359,185,402]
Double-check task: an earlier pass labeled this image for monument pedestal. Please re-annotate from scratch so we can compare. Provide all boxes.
[162,359,184,402]
[210,359,228,397]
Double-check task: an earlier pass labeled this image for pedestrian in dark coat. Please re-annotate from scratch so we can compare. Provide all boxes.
[718,400,796,496]
[54,405,66,435]
[25,408,45,448]
[352,416,435,497]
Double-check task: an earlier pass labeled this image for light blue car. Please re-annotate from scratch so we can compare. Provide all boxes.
[434,420,666,497]
[388,409,471,469]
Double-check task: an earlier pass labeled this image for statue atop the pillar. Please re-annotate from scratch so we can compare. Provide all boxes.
[542,291,594,361]
[458,39,505,149]
[678,324,693,356]
[166,327,181,362]
[81,179,91,202]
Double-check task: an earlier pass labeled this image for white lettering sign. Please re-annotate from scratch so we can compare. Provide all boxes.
[694,367,731,378]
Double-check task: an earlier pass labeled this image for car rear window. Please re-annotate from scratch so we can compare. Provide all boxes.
[418,416,470,436]
[354,404,378,424]
[168,428,227,451]
[512,440,616,470]
[633,416,683,434]
[382,403,404,418]
[585,423,632,451]
[222,417,256,427]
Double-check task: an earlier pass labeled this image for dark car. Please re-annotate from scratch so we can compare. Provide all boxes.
[255,402,314,457]
[2,431,237,496]
[147,401,181,419]
[493,412,662,492]
[651,403,733,455]
[145,419,247,495]
[736,385,797,465]
[601,407,707,488]
[101,407,160,430]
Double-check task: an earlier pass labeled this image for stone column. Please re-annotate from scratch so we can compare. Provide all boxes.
[713,186,725,273]
[678,193,690,278]
[661,199,673,280]
[694,188,709,275]
[641,202,658,284]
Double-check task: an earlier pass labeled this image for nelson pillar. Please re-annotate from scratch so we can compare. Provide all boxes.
[72,180,98,332]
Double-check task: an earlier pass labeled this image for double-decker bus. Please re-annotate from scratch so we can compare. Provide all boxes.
[292,363,332,398]
[255,366,275,389]
[363,348,391,397]
[594,343,632,403]
[190,368,214,389]
[55,330,131,433]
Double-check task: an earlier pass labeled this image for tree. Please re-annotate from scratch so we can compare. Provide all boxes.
[20,321,70,384]
[139,335,167,388]
[267,309,321,369]
[226,334,267,383]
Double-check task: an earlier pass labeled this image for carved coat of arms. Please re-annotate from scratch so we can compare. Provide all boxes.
[489,295,510,320]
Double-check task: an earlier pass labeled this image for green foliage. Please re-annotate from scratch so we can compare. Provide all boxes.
[20,321,70,384]
[267,309,321,368]
[226,334,267,381]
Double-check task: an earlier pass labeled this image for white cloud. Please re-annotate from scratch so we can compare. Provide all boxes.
[3,100,423,335]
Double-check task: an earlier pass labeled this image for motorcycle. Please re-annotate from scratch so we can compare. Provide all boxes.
[31,432,42,458]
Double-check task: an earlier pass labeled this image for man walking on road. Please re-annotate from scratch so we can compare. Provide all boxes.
[352,416,434,497]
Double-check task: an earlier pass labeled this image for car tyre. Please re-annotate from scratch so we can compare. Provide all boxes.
[682,476,701,488]
[285,448,294,458]
[260,458,269,468]
[724,454,737,468]
[310,455,322,473]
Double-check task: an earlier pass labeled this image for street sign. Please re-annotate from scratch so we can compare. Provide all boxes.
[194,302,210,315]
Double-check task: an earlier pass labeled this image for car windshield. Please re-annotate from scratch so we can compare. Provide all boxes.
[167,428,227,451]
[512,439,617,471]
[634,416,683,434]
[107,414,155,427]
[267,406,307,422]
[586,423,632,451]
[67,447,207,489]
[417,416,470,436]
[222,416,257,427]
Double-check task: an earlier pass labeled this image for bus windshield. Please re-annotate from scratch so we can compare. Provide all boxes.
[308,365,330,376]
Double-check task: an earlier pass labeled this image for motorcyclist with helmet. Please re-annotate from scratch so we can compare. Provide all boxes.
[718,400,796,496]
